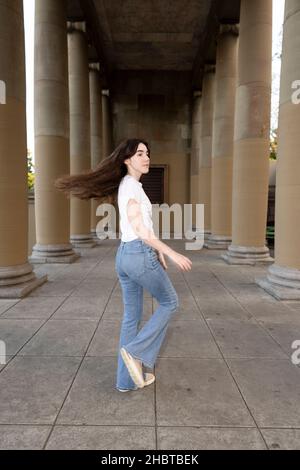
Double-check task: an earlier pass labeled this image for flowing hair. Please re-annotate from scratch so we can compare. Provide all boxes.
[54,138,150,203]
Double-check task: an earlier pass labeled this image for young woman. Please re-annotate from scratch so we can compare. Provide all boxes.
[55,138,192,392]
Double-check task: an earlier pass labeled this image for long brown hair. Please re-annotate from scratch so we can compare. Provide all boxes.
[54,138,150,203]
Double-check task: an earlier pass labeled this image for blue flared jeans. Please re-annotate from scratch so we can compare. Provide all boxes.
[115,238,179,391]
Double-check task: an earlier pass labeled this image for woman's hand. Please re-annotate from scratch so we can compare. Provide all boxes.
[168,251,193,272]
[158,251,168,270]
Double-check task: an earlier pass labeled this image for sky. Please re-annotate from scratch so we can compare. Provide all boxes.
[24,0,35,157]
[23,0,285,159]
[271,0,285,131]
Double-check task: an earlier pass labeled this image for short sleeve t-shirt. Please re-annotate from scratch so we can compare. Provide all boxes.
[117,174,154,242]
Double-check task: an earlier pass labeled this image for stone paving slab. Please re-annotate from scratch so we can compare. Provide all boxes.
[1,297,66,320]
[103,297,153,321]
[1,242,300,448]
[85,262,121,280]
[28,279,81,297]
[0,357,13,372]
[86,320,130,357]
[52,296,108,320]
[262,322,300,356]
[45,425,156,450]
[0,356,81,424]
[0,425,51,450]
[245,300,300,325]
[0,300,21,316]
[195,295,254,321]
[154,295,202,321]
[155,358,255,427]
[206,318,287,359]
[158,321,221,359]
[0,319,45,355]
[69,279,115,298]
[157,426,267,450]
[33,264,68,282]
[227,358,300,428]
[18,319,98,357]
[261,429,300,450]
[51,266,97,281]
[284,301,300,313]
[56,357,155,426]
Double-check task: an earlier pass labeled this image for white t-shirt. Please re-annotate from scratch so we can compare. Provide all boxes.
[118,174,154,242]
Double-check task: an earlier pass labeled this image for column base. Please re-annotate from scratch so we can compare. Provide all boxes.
[30,244,81,264]
[222,244,274,265]
[185,227,206,241]
[0,263,48,299]
[70,234,97,248]
[204,230,211,242]
[256,264,300,300]
[91,230,104,245]
[205,235,232,250]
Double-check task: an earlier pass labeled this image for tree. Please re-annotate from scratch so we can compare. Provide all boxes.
[27,150,35,192]
[270,128,278,160]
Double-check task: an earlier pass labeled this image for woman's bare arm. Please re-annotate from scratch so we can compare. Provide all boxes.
[126,198,173,256]
[126,199,192,271]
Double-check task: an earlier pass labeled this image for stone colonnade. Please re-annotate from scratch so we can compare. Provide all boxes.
[256,0,300,299]
[0,0,113,297]
[1,0,300,300]
[0,0,47,297]
[191,0,300,299]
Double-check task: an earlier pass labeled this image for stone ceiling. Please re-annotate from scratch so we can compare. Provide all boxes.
[67,0,240,88]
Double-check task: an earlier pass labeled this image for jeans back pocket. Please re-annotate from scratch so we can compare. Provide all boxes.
[144,246,158,270]
[122,250,146,276]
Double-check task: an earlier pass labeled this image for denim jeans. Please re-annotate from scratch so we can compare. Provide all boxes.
[115,238,179,391]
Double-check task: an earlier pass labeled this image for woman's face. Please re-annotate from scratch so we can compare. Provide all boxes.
[125,143,150,175]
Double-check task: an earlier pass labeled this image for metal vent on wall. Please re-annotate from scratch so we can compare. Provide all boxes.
[140,166,167,205]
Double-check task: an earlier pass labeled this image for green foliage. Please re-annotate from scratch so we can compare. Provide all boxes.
[266,225,275,246]
[270,129,278,160]
[27,150,35,192]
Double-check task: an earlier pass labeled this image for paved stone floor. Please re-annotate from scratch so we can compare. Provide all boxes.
[0,239,300,450]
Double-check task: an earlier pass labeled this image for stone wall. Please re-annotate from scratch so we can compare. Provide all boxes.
[111,70,192,212]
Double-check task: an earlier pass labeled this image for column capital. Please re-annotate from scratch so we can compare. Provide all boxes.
[67,21,87,34]
[102,89,110,97]
[219,24,239,36]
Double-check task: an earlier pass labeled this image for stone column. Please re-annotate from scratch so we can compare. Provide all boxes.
[198,65,215,240]
[190,91,202,236]
[102,89,113,158]
[89,64,103,243]
[31,0,79,263]
[68,22,96,248]
[206,25,238,249]
[101,88,115,239]
[0,0,46,298]
[256,0,300,299]
[222,0,273,264]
